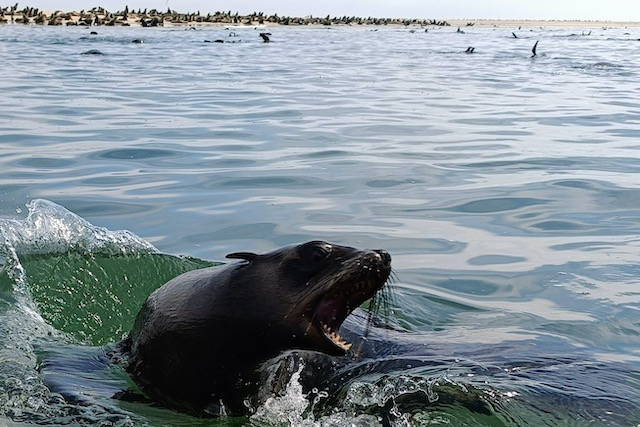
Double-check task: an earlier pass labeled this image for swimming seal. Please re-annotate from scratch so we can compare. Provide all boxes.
[259,32,271,42]
[531,40,539,57]
[119,241,391,415]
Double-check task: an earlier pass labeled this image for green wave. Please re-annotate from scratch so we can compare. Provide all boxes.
[4,251,215,345]
[0,199,217,345]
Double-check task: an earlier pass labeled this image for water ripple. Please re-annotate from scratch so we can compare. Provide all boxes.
[1,24,640,425]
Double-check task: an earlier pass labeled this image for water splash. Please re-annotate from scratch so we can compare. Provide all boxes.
[0,199,156,304]
[0,199,213,345]
[0,200,204,426]
[0,198,157,259]
[251,361,383,426]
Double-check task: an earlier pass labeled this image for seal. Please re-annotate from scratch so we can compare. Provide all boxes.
[119,241,391,416]
[531,40,539,57]
[81,49,104,55]
[259,32,271,42]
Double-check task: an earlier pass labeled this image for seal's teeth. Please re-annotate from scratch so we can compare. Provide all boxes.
[320,322,352,351]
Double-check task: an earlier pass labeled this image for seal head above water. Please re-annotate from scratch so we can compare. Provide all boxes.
[120,241,391,415]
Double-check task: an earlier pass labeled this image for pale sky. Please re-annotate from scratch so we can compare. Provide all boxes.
[20,0,640,21]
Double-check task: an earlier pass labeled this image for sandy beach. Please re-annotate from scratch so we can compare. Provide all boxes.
[1,6,640,29]
[447,19,640,28]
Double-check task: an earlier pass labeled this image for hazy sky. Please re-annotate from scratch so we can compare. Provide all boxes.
[20,1,640,21]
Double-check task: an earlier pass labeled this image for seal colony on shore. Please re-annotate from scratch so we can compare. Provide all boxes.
[116,241,392,416]
[2,5,640,28]
[0,4,451,27]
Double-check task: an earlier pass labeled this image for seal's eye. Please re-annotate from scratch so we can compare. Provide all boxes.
[300,241,332,264]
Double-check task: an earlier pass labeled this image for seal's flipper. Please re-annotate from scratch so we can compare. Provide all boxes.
[226,252,258,261]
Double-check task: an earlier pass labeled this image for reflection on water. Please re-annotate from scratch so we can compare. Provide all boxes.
[1,24,640,425]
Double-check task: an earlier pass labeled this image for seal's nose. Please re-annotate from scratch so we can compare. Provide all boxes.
[374,250,392,268]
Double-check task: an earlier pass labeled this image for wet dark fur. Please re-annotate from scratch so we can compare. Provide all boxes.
[118,241,391,416]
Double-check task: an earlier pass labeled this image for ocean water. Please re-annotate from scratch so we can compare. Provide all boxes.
[1,23,640,426]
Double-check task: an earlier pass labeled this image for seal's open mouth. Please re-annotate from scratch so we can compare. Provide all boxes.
[308,250,391,353]
[314,281,380,351]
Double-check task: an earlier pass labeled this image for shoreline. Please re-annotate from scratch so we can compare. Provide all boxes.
[1,6,639,29]
[448,19,640,28]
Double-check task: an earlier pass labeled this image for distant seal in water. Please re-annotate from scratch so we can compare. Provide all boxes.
[82,49,104,55]
[531,40,539,57]
[118,241,391,416]
[260,32,271,42]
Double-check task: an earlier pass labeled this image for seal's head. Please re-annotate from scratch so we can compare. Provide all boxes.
[227,241,392,356]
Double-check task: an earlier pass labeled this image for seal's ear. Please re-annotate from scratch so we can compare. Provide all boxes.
[226,252,258,262]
